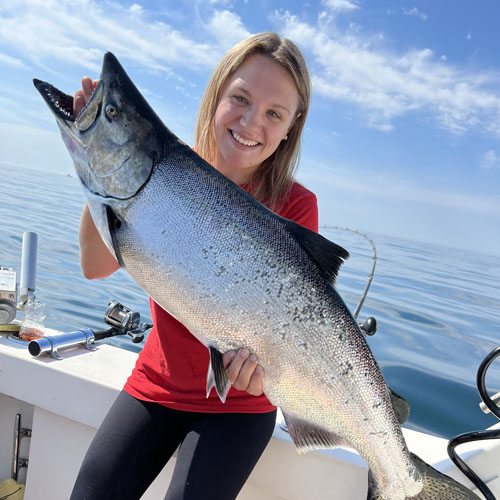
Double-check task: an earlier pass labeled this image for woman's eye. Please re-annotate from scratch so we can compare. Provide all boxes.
[233,95,247,104]
[269,110,281,119]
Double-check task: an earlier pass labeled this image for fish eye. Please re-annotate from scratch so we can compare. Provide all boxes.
[105,104,119,118]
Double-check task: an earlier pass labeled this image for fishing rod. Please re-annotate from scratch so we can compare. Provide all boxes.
[320,225,378,335]
[323,226,500,498]
[447,346,500,500]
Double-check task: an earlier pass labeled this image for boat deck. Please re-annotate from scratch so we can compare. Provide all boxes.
[1,331,499,499]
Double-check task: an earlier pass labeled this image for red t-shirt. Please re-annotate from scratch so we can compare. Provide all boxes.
[124,182,318,413]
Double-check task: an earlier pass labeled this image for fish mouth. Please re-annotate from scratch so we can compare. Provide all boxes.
[33,78,103,134]
[33,79,75,123]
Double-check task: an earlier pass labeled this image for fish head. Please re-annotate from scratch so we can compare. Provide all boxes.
[33,52,175,261]
[33,52,166,201]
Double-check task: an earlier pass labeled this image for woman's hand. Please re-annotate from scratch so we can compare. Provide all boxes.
[223,349,264,396]
[73,77,98,117]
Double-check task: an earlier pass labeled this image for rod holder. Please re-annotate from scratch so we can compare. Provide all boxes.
[28,328,97,360]
[19,231,38,305]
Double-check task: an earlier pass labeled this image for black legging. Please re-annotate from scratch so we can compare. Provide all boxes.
[70,390,277,500]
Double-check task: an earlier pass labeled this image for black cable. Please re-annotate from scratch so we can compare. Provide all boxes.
[448,429,500,500]
[447,346,500,500]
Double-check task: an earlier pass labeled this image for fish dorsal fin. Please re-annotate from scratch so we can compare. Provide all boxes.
[206,346,231,403]
[390,388,410,425]
[284,220,349,286]
[282,411,352,455]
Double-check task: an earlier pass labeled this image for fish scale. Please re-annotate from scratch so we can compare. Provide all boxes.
[34,51,480,500]
[110,157,420,497]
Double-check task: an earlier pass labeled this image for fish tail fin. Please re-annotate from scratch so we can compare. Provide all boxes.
[367,453,481,499]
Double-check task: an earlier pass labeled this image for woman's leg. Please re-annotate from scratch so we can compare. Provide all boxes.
[69,391,195,500]
[164,410,277,500]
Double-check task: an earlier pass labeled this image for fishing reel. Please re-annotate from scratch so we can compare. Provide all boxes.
[104,300,149,343]
[359,316,377,336]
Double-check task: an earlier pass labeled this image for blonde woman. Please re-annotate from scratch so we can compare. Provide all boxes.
[71,32,317,500]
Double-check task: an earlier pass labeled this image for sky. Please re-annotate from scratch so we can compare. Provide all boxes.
[0,0,499,256]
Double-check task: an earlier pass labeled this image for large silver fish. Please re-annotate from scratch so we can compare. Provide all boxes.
[34,53,479,500]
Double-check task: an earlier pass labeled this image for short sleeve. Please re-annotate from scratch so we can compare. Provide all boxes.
[278,183,319,233]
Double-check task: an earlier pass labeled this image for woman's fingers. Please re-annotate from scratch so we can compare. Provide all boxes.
[73,77,99,118]
[245,363,264,396]
[223,349,264,396]
[73,90,86,118]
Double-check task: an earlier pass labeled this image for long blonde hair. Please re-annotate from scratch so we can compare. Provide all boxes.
[195,32,311,210]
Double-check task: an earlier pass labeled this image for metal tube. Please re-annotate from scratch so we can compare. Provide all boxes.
[19,232,38,304]
[480,392,500,415]
[28,329,96,360]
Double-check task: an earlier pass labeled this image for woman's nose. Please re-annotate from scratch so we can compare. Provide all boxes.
[240,107,261,129]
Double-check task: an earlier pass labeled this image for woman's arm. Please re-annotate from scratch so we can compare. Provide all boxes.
[79,204,120,279]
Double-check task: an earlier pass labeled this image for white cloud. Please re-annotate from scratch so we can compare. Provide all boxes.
[0,51,30,70]
[481,150,500,170]
[402,7,428,21]
[323,0,359,13]
[129,3,143,14]
[279,11,500,136]
[205,10,252,51]
[0,0,222,74]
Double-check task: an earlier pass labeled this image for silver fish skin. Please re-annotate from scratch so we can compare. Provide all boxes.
[33,53,479,500]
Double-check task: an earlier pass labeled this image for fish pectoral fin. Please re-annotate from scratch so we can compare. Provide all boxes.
[389,388,410,425]
[282,411,351,455]
[206,346,231,403]
[283,220,349,286]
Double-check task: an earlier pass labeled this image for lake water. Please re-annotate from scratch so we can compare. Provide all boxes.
[1,163,499,439]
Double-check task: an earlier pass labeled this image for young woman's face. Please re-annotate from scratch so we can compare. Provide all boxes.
[212,54,300,184]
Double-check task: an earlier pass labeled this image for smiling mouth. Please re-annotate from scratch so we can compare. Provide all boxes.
[230,129,261,147]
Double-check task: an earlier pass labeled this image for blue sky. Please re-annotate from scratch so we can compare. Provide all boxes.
[0,0,499,256]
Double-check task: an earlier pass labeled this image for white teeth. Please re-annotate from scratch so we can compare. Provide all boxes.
[231,130,259,147]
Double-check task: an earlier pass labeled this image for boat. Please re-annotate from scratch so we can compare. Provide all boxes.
[1,231,499,500]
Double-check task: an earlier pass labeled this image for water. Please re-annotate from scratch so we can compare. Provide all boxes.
[1,163,499,439]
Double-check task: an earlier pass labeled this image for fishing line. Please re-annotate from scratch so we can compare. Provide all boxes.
[319,226,377,320]
[447,346,500,500]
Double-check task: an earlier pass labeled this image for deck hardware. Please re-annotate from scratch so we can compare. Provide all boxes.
[28,301,152,360]
[480,391,500,415]
[28,328,97,360]
[12,413,31,482]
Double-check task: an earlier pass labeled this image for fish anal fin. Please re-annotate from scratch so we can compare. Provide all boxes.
[284,220,349,286]
[206,346,231,403]
[282,411,351,454]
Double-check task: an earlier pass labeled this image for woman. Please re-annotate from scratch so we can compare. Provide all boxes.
[70,32,317,500]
